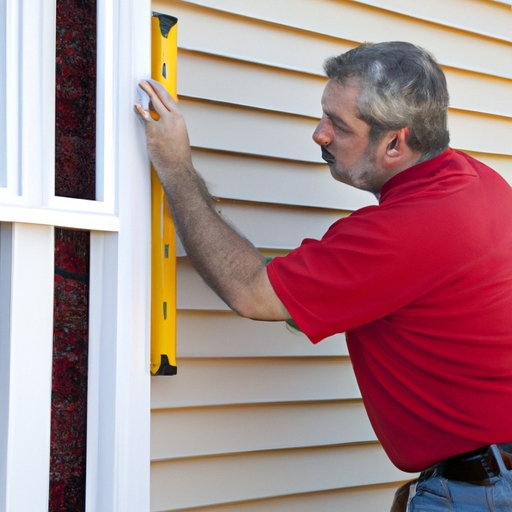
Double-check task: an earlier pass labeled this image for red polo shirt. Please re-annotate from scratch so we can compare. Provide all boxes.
[267,149,512,472]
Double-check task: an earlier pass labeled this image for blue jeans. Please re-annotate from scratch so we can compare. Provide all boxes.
[407,445,512,511]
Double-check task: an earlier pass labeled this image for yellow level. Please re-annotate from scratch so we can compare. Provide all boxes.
[150,12,178,375]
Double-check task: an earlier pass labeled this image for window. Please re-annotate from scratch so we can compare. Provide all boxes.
[0,0,152,510]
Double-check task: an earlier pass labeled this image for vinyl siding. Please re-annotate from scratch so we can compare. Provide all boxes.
[150,1,512,510]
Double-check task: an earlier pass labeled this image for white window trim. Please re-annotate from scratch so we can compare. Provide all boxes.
[0,223,55,511]
[0,0,119,220]
[0,0,152,510]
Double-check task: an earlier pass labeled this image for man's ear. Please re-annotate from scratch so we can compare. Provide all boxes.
[386,127,409,155]
[380,127,416,170]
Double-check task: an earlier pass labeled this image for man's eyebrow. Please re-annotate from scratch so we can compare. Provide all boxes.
[324,110,350,129]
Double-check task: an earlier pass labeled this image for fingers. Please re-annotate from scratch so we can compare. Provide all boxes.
[137,81,166,118]
[134,103,151,121]
[147,79,178,109]
[138,79,179,116]
[135,80,183,131]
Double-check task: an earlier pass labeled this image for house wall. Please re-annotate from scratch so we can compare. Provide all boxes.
[150,1,512,510]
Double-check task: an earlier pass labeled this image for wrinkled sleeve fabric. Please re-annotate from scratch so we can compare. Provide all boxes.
[266,208,412,343]
[266,186,479,344]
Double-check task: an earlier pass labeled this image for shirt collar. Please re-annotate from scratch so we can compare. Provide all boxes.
[379,148,453,203]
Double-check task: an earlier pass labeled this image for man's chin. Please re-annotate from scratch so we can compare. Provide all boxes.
[328,166,346,183]
[329,168,363,191]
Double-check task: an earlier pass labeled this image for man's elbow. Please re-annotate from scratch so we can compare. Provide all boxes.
[228,289,290,322]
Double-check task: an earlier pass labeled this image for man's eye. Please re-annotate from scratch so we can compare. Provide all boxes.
[334,124,348,133]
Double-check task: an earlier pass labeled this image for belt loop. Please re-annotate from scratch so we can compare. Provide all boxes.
[406,481,418,512]
[490,444,509,474]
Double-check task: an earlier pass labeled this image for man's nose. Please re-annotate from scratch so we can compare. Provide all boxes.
[312,118,332,146]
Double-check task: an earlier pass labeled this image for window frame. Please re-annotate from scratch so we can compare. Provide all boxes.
[0,0,152,510]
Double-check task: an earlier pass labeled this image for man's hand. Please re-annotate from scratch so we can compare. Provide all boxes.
[134,79,192,189]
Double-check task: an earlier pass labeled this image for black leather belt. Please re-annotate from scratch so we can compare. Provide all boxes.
[420,445,509,486]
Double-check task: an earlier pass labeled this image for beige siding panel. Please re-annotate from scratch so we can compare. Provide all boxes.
[182,100,511,167]
[180,52,512,120]
[154,484,401,512]
[150,444,409,511]
[177,258,229,311]
[176,310,348,358]
[217,202,346,250]
[151,357,360,409]
[445,69,512,119]
[180,100,320,162]
[181,0,512,44]
[192,150,377,211]
[178,50,326,118]
[151,401,376,460]
[153,0,354,75]
[448,110,512,156]
[348,0,512,42]
[173,0,512,78]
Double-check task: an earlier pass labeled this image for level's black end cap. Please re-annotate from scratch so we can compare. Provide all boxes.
[152,12,178,38]
[155,354,178,376]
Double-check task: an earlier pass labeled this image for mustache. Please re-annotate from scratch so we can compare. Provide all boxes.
[321,147,335,164]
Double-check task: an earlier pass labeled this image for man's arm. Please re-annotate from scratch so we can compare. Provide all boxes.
[135,80,290,321]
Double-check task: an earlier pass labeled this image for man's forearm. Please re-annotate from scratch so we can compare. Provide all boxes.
[155,158,270,317]
[136,79,289,321]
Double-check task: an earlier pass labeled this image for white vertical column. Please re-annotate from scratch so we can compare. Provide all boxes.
[86,0,152,510]
[109,0,152,505]
[87,232,120,512]
[0,223,54,512]
[1,0,56,205]
[88,232,151,512]
[0,0,20,200]
[19,0,56,207]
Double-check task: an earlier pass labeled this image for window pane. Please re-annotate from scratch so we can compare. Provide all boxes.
[54,0,97,200]
[50,228,90,510]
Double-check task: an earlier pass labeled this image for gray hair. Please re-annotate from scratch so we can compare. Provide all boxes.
[324,42,450,156]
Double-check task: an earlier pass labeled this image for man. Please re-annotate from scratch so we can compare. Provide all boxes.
[135,42,512,511]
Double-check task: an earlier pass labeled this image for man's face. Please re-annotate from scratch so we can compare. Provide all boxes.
[313,81,386,195]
